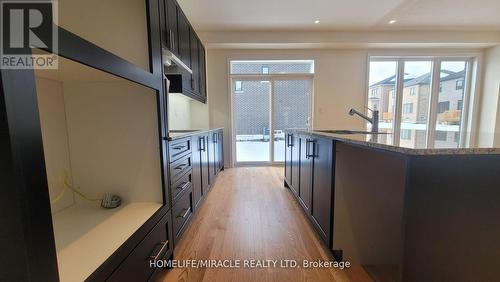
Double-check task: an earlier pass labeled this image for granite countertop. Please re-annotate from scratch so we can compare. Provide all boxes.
[167,128,223,140]
[289,129,500,156]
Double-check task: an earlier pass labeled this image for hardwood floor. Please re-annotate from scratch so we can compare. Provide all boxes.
[158,167,373,282]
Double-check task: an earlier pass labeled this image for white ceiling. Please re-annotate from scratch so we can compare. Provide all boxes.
[177,0,500,31]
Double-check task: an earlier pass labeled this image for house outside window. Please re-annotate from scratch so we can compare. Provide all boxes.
[410,87,416,96]
[235,81,243,92]
[401,129,412,140]
[403,103,413,114]
[367,57,474,149]
[435,131,447,141]
[437,101,450,114]
[261,66,269,74]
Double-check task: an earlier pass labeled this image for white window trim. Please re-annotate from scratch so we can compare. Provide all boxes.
[367,55,477,148]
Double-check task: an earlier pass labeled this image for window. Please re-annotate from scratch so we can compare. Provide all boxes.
[437,101,450,114]
[403,103,413,114]
[367,57,474,149]
[435,131,447,141]
[410,87,416,96]
[401,129,412,140]
[262,66,269,74]
[235,81,243,92]
[371,88,378,97]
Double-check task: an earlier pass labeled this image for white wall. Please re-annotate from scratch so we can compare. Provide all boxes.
[478,45,500,147]
[206,49,368,166]
[35,77,75,213]
[63,81,163,205]
[168,93,210,130]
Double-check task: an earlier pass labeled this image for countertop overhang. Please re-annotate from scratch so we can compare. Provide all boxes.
[288,129,500,156]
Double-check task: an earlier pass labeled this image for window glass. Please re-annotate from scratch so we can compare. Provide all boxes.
[434,61,468,148]
[399,61,432,149]
[367,61,397,145]
[230,60,314,74]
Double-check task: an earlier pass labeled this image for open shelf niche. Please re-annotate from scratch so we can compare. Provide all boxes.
[35,56,163,281]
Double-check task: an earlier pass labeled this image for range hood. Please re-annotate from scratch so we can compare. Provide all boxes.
[162,48,192,74]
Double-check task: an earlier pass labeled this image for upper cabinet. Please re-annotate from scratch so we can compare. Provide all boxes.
[161,0,207,103]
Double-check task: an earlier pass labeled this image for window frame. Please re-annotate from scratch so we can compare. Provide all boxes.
[367,56,475,148]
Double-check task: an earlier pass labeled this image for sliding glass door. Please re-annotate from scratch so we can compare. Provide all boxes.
[232,79,272,163]
[231,77,312,165]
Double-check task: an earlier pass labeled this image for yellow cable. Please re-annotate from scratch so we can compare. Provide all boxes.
[51,171,101,204]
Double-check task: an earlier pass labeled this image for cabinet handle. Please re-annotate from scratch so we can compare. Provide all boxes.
[307,139,317,158]
[177,208,191,218]
[174,163,187,170]
[172,145,186,150]
[176,182,189,190]
[149,240,169,260]
[213,133,217,143]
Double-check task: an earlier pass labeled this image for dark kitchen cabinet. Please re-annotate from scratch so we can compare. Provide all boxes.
[199,42,207,102]
[284,132,334,248]
[311,137,334,245]
[177,10,191,68]
[191,135,203,209]
[285,133,293,185]
[291,134,300,195]
[217,130,224,171]
[299,135,312,212]
[208,132,217,184]
[161,0,179,55]
[192,134,210,210]
[200,135,210,195]
[285,133,299,196]
[189,32,199,94]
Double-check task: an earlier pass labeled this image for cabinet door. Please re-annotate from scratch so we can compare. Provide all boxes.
[164,0,179,55]
[217,130,224,170]
[311,137,333,245]
[299,136,312,212]
[198,42,207,102]
[177,10,191,67]
[209,132,217,180]
[291,134,300,195]
[191,135,202,209]
[189,32,199,95]
[200,135,210,192]
[284,133,292,184]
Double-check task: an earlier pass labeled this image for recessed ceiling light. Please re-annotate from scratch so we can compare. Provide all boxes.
[314,20,320,24]
[388,20,397,24]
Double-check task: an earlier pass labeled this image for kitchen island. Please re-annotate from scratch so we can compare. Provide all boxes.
[284,129,500,282]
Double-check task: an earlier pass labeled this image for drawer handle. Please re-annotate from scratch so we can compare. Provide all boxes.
[176,182,189,190]
[174,164,188,170]
[149,240,169,261]
[173,145,186,150]
[177,208,190,219]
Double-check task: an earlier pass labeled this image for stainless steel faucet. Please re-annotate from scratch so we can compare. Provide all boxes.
[348,107,379,133]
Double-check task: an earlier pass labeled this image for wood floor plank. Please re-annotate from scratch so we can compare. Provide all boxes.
[157,167,373,282]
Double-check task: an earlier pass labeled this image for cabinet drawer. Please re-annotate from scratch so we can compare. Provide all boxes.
[107,211,173,282]
[169,138,191,162]
[170,154,192,185]
[172,186,193,244]
[172,171,192,202]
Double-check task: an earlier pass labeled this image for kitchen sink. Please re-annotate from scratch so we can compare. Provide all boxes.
[317,130,390,135]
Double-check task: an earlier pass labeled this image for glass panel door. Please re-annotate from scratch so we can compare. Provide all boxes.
[273,79,312,162]
[233,79,271,163]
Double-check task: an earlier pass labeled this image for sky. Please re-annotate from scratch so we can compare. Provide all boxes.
[369,61,467,86]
